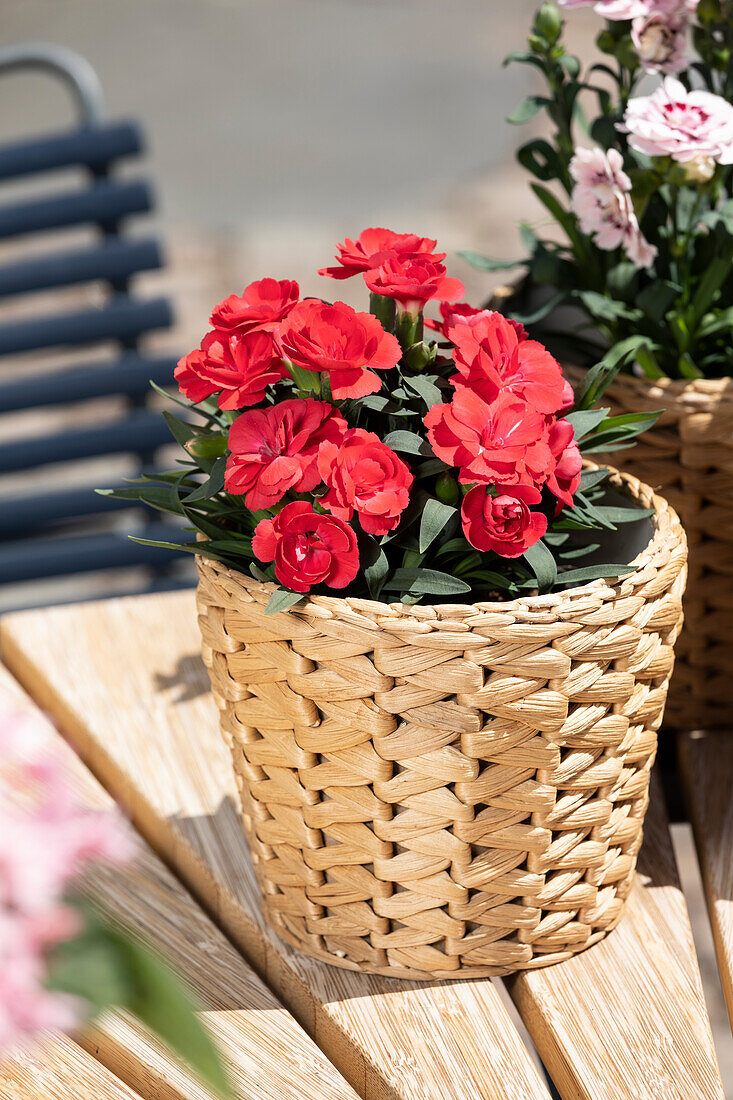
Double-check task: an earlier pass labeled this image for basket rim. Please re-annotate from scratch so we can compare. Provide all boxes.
[196,464,685,625]
[602,368,733,408]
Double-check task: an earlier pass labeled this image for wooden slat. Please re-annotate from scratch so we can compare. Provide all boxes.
[0,525,183,585]
[679,729,733,1028]
[0,664,358,1100]
[0,408,170,473]
[1,1032,142,1100]
[507,776,725,1098]
[0,237,162,298]
[0,296,171,356]
[0,178,152,239]
[0,353,175,412]
[0,121,142,180]
[0,593,551,1100]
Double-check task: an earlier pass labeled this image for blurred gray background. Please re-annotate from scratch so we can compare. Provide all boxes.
[1,0,731,1089]
[1,0,580,339]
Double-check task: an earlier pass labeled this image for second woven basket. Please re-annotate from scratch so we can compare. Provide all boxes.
[563,368,733,731]
[196,469,686,980]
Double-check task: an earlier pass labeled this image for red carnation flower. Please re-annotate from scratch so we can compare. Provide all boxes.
[209,278,299,335]
[449,312,572,415]
[424,388,553,487]
[225,399,347,510]
[174,348,217,404]
[442,306,528,344]
[364,256,465,317]
[252,501,359,593]
[175,330,286,410]
[425,302,496,336]
[278,299,400,400]
[546,420,582,509]
[317,428,413,536]
[319,227,445,281]
[461,484,548,558]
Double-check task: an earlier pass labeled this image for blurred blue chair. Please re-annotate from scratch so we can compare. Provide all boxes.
[0,43,191,603]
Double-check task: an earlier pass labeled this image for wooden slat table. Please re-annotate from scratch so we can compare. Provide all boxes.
[679,730,733,1030]
[0,666,359,1100]
[0,591,728,1100]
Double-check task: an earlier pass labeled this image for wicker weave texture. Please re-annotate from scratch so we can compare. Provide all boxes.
[566,367,733,731]
[196,471,686,979]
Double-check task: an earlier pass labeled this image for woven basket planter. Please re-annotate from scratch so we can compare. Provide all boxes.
[563,368,733,731]
[195,468,686,980]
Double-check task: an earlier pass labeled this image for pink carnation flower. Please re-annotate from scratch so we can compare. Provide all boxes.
[0,706,134,1054]
[558,0,650,16]
[570,146,657,268]
[631,0,694,73]
[622,77,733,165]
[559,0,696,17]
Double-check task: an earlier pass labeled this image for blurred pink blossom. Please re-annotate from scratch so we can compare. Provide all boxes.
[570,146,657,268]
[559,0,697,17]
[558,0,652,16]
[622,77,733,164]
[0,704,134,1054]
[0,909,81,1052]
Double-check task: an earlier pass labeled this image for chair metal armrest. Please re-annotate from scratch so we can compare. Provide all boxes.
[0,41,105,125]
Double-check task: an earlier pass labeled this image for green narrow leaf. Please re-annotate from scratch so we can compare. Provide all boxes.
[573,336,656,410]
[149,380,220,424]
[419,499,457,555]
[383,430,433,456]
[265,587,305,615]
[558,563,636,586]
[402,374,443,411]
[457,251,526,273]
[382,568,471,596]
[523,540,557,593]
[516,138,564,182]
[530,183,583,252]
[249,563,272,583]
[45,914,134,1014]
[562,408,609,440]
[184,457,227,503]
[592,505,654,524]
[364,547,389,600]
[636,281,680,324]
[96,485,184,514]
[506,95,548,124]
[576,290,641,324]
[677,353,704,379]
[691,253,733,323]
[162,411,197,449]
[578,467,610,492]
[558,541,601,560]
[510,290,569,326]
